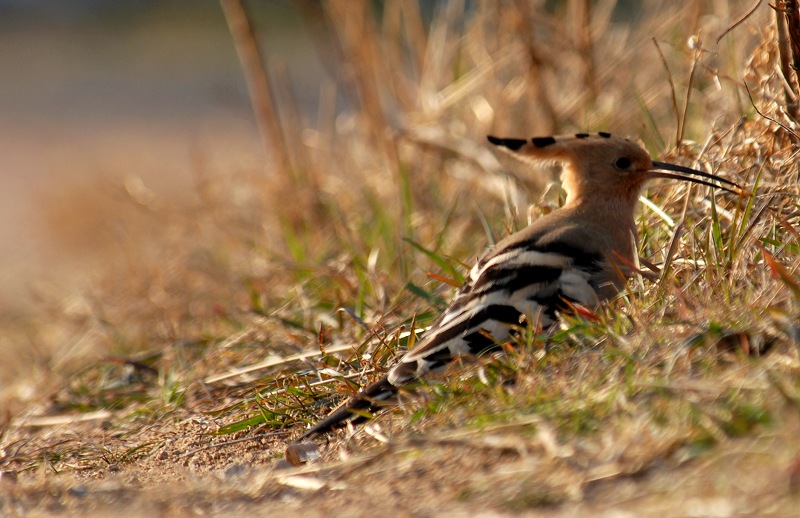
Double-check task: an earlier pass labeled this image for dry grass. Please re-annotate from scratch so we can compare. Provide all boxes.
[2,1,800,515]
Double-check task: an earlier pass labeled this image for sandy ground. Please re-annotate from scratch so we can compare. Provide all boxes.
[4,407,799,516]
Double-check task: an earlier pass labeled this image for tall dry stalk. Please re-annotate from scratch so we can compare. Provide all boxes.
[775,0,800,121]
[220,0,292,174]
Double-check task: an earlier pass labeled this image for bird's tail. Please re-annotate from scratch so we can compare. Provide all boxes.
[298,376,398,440]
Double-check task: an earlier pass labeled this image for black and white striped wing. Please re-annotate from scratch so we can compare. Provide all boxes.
[299,234,607,439]
[386,243,602,386]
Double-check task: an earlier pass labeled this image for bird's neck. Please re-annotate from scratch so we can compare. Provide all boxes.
[562,194,640,263]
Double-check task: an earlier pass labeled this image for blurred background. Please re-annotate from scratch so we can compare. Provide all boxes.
[0,0,762,317]
[0,0,328,313]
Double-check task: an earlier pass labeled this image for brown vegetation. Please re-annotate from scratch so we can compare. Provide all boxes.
[2,1,799,515]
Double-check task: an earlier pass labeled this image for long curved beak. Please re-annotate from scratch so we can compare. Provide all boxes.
[649,161,745,195]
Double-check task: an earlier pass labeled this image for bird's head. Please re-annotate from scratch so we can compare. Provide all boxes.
[487,132,742,209]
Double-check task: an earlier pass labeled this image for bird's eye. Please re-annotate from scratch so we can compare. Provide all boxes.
[615,157,632,169]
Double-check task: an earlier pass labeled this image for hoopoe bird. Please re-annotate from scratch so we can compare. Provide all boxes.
[299,132,741,441]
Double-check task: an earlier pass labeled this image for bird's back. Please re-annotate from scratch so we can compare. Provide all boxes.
[299,211,625,440]
[387,208,624,385]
